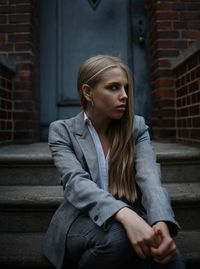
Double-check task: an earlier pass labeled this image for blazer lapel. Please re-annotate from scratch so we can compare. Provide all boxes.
[73,112,99,183]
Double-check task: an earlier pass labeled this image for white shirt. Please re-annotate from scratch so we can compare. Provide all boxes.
[84,113,109,190]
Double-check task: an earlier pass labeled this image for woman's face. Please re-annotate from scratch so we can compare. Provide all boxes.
[90,67,128,120]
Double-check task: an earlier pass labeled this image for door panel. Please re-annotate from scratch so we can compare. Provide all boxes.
[39,0,150,140]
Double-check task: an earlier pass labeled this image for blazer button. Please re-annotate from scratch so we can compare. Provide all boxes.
[94,216,98,222]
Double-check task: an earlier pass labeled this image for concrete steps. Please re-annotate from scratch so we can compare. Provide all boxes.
[0,231,199,269]
[0,184,200,232]
[0,142,200,185]
[0,142,200,268]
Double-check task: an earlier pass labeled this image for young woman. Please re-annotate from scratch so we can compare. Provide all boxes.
[43,55,185,269]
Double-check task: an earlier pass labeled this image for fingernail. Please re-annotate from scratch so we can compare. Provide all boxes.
[156,229,162,235]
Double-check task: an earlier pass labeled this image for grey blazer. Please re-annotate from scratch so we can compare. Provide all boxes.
[43,112,178,269]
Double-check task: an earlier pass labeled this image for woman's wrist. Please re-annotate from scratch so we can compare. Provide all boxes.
[113,207,130,224]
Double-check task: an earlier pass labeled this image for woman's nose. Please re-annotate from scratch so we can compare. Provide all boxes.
[119,88,128,100]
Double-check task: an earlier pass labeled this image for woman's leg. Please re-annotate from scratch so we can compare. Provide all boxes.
[66,214,140,269]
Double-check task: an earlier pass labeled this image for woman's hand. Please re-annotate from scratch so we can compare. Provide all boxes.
[114,207,159,260]
[151,221,177,264]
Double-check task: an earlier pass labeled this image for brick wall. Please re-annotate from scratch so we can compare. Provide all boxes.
[0,0,39,143]
[173,44,200,145]
[0,58,15,144]
[148,0,200,141]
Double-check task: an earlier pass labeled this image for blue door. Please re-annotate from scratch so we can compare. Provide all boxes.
[39,0,151,140]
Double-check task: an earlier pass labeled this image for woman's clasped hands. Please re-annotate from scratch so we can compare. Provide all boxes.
[114,207,177,264]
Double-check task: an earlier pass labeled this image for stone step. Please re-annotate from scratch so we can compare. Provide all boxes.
[0,142,200,185]
[0,233,53,269]
[153,142,200,183]
[0,183,200,232]
[0,143,59,186]
[0,230,199,269]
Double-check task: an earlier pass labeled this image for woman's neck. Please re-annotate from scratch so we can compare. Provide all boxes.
[85,109,110,136]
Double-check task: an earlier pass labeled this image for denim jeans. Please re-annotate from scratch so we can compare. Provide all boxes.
[66,214,185,269]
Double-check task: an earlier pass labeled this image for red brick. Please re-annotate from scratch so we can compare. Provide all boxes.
[156,89,175,98]
[0,15,7,23]
[187,21,200,30]
[8,33,32,42]
[191,129,200,140]
[187,55,198,70]
[156,2,173,10]
[157,49,179,58]
[15,4,31,13]
[13,111,34,120]
[0,132,12,141]
[157,21,172,30]
[156,11,179,20]
[155,79,174,88]
[157,31,179,39]
[9,0,31,3]
[182,31,200,40]
[0,5,15,14]
[1,99,12,110]
[188,81,199,93]
[173,22,188,30]
[157,59,171,68]
[0,43,14,52]
[14,81,32,91]
[13,90,32,100]
[186,2,200,11]
[180,11,200,20]
[0,33,6,42]
[9,14,31,23]
[0,24,31,33]
[0,0,8,4]
[192,117,200,127]
[8,53,34,63]
[189,105,200,116]
[177,86,188,97]
[18,70,32,80]
[157,40,175,49]
[15,43,31,51]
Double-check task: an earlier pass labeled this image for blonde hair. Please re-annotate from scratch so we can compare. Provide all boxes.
[77,55,137,203]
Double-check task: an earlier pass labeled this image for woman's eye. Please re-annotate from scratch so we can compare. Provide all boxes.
[108,85,118,91]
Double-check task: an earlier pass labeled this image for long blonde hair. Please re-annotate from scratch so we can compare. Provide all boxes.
[77,55,137,203]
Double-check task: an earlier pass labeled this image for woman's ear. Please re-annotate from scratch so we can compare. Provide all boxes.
[82,84,93,102]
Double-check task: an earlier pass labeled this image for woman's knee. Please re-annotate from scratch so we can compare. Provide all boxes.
[92,221,134,260]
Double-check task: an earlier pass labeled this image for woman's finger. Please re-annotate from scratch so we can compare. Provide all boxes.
[153,248,177,264]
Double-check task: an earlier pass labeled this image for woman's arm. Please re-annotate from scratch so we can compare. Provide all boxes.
[134,116,179,234]
[48,120,128,227]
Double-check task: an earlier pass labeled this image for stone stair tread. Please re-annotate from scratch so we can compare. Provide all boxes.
[0,142,200,164]
[0,186,63,208]
[0,230,199,268]
[175,230,200,264]
[0,143,52,164]
[0,182,200,208]
[153,142,200,161]
[163,182,200,203]
[0,232,53,268]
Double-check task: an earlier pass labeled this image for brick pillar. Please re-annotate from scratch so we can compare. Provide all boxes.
[148,0,200,141]
[0,0,39,143]
[0,57,15,144]
[173,44,200,145]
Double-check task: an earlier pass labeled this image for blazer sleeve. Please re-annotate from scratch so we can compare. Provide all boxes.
[134,116,180,235]
[48,121,128,227]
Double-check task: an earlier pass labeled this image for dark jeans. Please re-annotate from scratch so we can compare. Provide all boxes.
[66,214,185,269]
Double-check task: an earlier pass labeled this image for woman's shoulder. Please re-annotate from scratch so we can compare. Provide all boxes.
[49,112,84,130]
[133,115,149,139]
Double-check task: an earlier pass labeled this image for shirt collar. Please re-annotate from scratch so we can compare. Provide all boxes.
[84,112,92,126]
